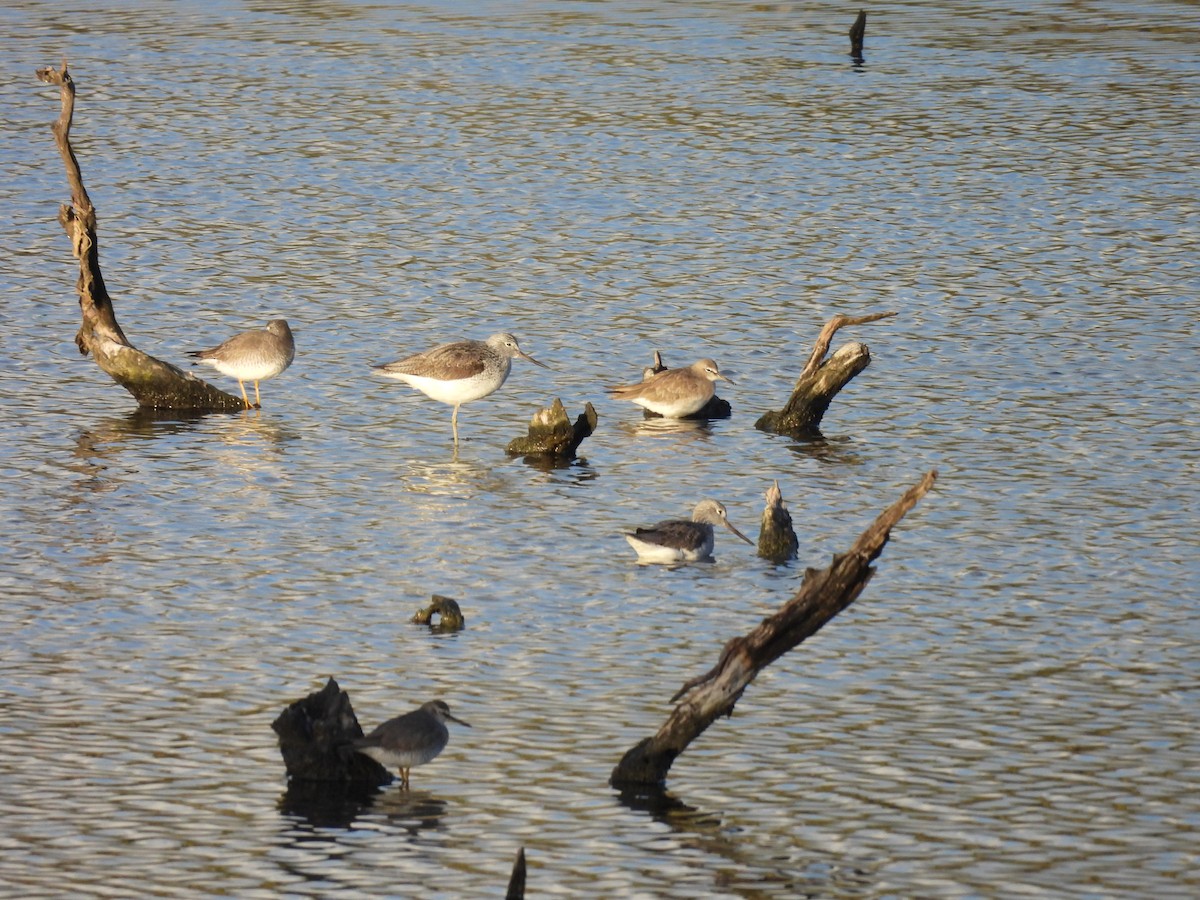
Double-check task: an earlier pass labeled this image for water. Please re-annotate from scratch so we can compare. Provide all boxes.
[1,1,1197,896]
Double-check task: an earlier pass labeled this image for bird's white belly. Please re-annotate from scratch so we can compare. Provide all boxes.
[631,392,709,418]
[390,371,508,405]
[624,533,714,563]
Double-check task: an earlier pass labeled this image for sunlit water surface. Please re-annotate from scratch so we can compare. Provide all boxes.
[1,1,1197,896]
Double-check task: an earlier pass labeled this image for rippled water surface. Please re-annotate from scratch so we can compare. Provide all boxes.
[1,1,1197,896]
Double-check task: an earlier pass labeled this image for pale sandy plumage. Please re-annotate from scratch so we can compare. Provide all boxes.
[187,318,295,409]
[372,332,548,445]
[625,498,754,564]
[353,700,470,789]
[608,358,731,418]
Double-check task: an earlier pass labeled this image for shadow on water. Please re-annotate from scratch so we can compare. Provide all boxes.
[278,779,449,833]
[615,785,875,897]
[783,430,864,467]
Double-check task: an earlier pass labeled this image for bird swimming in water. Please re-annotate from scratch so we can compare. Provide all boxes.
[624,498,754,564]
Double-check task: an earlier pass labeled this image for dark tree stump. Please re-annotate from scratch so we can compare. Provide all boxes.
[757,480,799,563]
[35,62,243,411]
[755,311,895,438]
[611,471,937,788]
[505,398,597,460]
[271,677,393,784]
[850,10,867,64]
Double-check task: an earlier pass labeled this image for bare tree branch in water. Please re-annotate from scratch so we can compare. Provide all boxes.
[611,470,937,788]
[756,310,896,438]
[35,61,244,410]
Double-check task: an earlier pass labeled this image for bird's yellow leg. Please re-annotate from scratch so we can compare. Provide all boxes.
[451,406,460,445]
[237,380,251,409]
[253,381,262,407]
[400,767,410,790]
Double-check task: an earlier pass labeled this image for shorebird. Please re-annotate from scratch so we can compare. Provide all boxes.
[372,332,548,445]
[353,700,470,789]
[608,358,731,418]
[625,498,754,564]
[186,318,295,409]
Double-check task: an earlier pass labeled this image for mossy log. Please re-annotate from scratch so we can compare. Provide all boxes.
[757,480,799,563]
[506,398,597,459]
[35,62,244,411]
[411,594,466,632]
[610,470,937,788]
[755,311,896,438]
[271,677,393,785]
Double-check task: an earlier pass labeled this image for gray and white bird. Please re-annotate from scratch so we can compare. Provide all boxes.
[186,318,295,409]
[371,332,548,445]
[352,700,470,789]
[624,499,754,564]
[608,358,731,418]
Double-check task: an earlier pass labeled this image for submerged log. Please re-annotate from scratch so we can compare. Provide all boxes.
[757,480,799,563]
[505,398,597,460]
[850,10,867,64]
[35,62,243,411]
[411,595,466,632]
[271,677,393,785]
[755,311,895,438]
[610,470,937,788]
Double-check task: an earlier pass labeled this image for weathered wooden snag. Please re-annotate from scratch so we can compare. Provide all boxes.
[272,677,393,785]
[755,311,896,438]
[35,62,244,411]
[850,10,867,64]
[505,398,597,460]
[610,470,937,788]
[411,594,466,632]
[757,480,800,563]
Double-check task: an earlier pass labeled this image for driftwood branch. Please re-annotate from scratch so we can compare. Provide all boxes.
[611,470,937,788]
[755,311,896,437]
[35,62,243,411]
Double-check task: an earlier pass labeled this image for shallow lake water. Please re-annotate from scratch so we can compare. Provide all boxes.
[1,1,1197,896]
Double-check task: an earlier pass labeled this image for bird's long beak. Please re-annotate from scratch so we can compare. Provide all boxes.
[724,520,754,545]
[517,348,550,369]
[717,372,735,385]
[447,712,472,727]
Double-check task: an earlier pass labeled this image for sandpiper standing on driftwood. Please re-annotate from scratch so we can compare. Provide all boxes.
[352,700,470,789]
[372,332,548,445]
[186,318,295,409]
[625,498,754,564]
[608,358,731,418]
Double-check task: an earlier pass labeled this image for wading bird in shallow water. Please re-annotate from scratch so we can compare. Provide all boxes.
[607,358,731,418]
[625,498,754,564]
[371,332,548,445]
[352,700,470,789]
[186,318,295,409]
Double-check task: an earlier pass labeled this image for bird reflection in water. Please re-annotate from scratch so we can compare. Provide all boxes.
[278,779,448,833]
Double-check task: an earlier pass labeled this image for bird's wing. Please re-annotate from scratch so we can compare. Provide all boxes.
[377,341,488,379]
[632,519,707,552]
